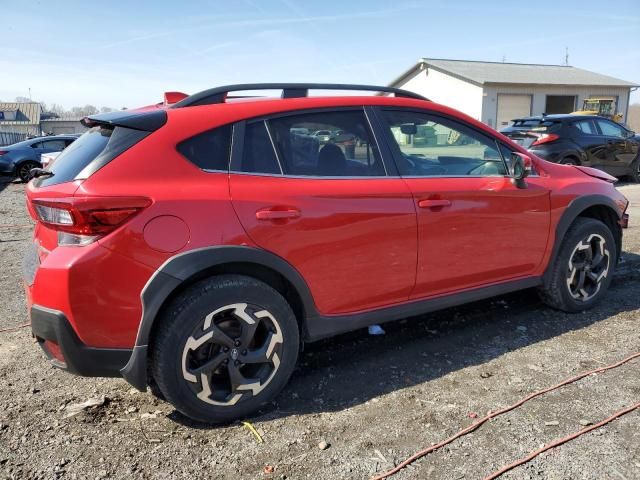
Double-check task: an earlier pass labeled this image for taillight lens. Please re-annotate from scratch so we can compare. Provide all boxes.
[531,133,560,146]
[31,196,151,245]
[0,150,8,156]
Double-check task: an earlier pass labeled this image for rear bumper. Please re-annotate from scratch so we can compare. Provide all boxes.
[31,304,132,377]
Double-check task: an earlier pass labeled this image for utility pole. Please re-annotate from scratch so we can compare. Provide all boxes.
[564,47,569,66]
[28,88,32,100]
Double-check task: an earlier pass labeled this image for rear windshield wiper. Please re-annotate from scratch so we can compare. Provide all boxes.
[29,168,54,179]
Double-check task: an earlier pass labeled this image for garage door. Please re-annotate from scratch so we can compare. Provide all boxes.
[497,94,532,129]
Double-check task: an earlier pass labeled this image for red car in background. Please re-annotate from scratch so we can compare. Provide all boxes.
[23,83,629,423]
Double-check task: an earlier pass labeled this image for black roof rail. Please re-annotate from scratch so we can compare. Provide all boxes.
[171,83,428,108]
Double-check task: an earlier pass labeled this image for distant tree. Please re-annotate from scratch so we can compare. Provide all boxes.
[71,105,99,117]
[49,103,66,116]
[100,106,114,113]
[15,96,31,103]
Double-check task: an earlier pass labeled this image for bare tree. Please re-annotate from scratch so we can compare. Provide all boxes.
[14,96,31,103]
[71,105,99,117]
[100,106,114,113]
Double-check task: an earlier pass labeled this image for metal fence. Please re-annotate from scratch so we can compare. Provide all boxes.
[0,131,27,146]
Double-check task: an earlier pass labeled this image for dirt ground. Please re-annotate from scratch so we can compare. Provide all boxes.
[0,179,638,480]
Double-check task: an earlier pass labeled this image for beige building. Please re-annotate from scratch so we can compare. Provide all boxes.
[388,58,638,129]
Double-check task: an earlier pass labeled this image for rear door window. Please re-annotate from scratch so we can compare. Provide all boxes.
[574,120,598,135]
[40,140,67,150]
[235,121,282,174]
[266,110,385,177]
[35,126,149,187]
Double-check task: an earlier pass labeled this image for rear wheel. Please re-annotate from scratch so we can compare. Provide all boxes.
[150,275,299,424]
[538,217,615,312]
[16,161,40,182]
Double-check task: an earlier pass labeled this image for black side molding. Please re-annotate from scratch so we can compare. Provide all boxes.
[81,109,167,132]
[304,277,542,341]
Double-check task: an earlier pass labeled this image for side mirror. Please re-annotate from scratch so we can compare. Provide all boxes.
[507,152,531,188]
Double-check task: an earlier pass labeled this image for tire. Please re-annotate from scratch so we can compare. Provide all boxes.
[150,275,299,424]
[560,156,579,166]
[16,161,40,182]
[538,217,616,312]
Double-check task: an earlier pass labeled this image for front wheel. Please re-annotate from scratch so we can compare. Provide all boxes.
[538,217,616,312]
[16,161,40,182]
[150,275,299,424]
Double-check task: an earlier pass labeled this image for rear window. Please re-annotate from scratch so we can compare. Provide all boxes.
[35,126,149,187]
[177,125,232,171]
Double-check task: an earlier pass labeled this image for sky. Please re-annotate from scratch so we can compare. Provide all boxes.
[1,0,639,109]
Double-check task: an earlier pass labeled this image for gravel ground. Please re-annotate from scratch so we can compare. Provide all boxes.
[0,178,639,480]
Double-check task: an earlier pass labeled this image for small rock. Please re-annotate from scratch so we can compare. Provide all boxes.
[516,326,527,332]
[263,465,275,474]
[126,406,138,414]
[480,372,493,379]
[545,421,559,426]
[579,419,592,426]
[318,440,329,450]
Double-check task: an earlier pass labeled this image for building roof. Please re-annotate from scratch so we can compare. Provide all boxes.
[0,102,42,125]
[390,58,638,88]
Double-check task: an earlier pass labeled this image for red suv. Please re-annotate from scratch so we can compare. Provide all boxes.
[23,84,629,423]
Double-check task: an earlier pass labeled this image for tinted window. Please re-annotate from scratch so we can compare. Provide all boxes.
[35,126,149,187]
[30,142,42,149]
[40,140,67,150]
[177,125,232,171]
[596,119,625,138]
[574,120,597,135]
[382,110,507,177]
[267,110,385,177]
[239,121,281,174]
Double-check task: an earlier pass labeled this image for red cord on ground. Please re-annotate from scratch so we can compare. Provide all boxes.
[483,402,640,480]
[371,352,640,480]
[0,322,31,333]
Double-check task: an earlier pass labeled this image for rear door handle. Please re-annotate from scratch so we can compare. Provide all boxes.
[256,207,301,220]
[418,199,452,209]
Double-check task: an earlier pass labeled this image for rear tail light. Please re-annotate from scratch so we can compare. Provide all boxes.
[31,196,151,245]
[0,151,8,156]
[531,133,560,146]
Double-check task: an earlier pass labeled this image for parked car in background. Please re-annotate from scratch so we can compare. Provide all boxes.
[501,114,640,182]
[24,83,629,424]
[41,151,61,169]
[312,129,332,143]
[0,134,79,182]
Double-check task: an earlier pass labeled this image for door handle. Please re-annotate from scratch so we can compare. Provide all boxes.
[256,207,301,220]
[418,199,452,209]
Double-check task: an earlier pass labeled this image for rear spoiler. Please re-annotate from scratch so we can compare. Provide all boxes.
[81,109,167,132]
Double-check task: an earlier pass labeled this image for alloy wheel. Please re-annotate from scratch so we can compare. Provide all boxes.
[566,233,610,302]
[181,303,283,406]
[18,163,37,182]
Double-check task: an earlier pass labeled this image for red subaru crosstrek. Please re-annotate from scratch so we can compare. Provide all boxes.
[23,84,629,423]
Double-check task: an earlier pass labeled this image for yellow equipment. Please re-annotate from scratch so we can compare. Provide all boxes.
[572,98,623,123]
